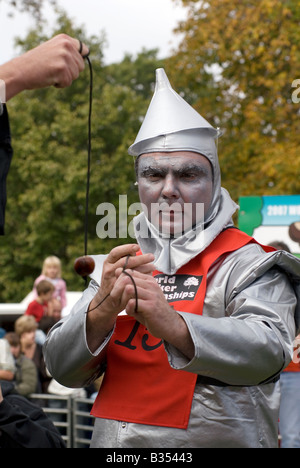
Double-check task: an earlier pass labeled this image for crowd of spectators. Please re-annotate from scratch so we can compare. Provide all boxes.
[0,256,97,448]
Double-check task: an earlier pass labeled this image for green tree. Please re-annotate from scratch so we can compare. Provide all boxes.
[0,12,163,302]
[168,0,300,202]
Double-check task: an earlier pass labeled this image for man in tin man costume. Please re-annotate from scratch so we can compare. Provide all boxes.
[45,69,300,448]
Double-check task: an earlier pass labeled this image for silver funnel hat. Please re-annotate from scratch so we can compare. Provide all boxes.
[128,68,222,225]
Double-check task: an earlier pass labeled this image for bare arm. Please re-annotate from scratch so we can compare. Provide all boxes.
[0,34,89,101]
[0,370,14,381]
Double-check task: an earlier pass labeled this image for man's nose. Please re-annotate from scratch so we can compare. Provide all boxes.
[161,174,180,199]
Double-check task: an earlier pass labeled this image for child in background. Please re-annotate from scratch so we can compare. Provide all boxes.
[33,256,67,309]
[26,280,54,323]
[14,316,51,393]
[5,332,38,397]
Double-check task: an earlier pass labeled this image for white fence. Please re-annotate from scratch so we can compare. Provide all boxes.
[0,291,82,329]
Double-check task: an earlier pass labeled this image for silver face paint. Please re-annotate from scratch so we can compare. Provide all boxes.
[137,152,213,235]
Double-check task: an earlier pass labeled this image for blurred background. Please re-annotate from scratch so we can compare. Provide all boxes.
[0,0,299,303]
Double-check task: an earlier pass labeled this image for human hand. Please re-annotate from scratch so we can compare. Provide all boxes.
[92,244,155,317]
[1,34,89,100]
[86,244,155,352]
[112,268,174,335]
[0,385,3,404]
[112,269,195,359]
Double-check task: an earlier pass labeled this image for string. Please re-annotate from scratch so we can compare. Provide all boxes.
[121,255,139,313]
[81,53,139,311]
[84,55,93,258]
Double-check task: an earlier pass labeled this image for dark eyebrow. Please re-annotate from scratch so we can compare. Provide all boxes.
[175,164,210,177]
[139,166,168,177]
[138,162,212,179]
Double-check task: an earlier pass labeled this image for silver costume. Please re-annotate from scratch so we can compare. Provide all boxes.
[44,201,299,448]
[44,69,300,448]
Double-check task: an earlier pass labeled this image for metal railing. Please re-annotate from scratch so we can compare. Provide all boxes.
[30,393,95,448]
[72,397,95,448]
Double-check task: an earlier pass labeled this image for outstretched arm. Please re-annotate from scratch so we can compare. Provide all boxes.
[0,34,89,101]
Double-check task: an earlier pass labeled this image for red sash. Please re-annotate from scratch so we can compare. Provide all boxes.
[91,228,271,428]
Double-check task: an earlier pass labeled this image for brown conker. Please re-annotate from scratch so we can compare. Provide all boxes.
[74,256,95,277]
[289,222,300,243]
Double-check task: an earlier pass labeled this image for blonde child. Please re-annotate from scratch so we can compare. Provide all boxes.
[33,256,67,309]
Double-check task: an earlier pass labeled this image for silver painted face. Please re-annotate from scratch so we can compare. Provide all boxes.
[137,151,213,236]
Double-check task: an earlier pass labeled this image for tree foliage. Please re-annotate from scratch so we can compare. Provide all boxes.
[167,0,300,201]
[1,0,299,303]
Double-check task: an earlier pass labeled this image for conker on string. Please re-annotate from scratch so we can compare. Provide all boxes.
[74,256,95,277]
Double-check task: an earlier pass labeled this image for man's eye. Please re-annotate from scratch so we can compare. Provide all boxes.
[181,172,197,180]
[143,172,162,180]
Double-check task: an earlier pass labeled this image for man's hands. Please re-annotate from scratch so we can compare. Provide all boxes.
[86,244,155,352]
[0,34,89,101]
[86,243,195,360]
[90,244,154,315]
[0,385,3,404]
[112,268,195,360]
